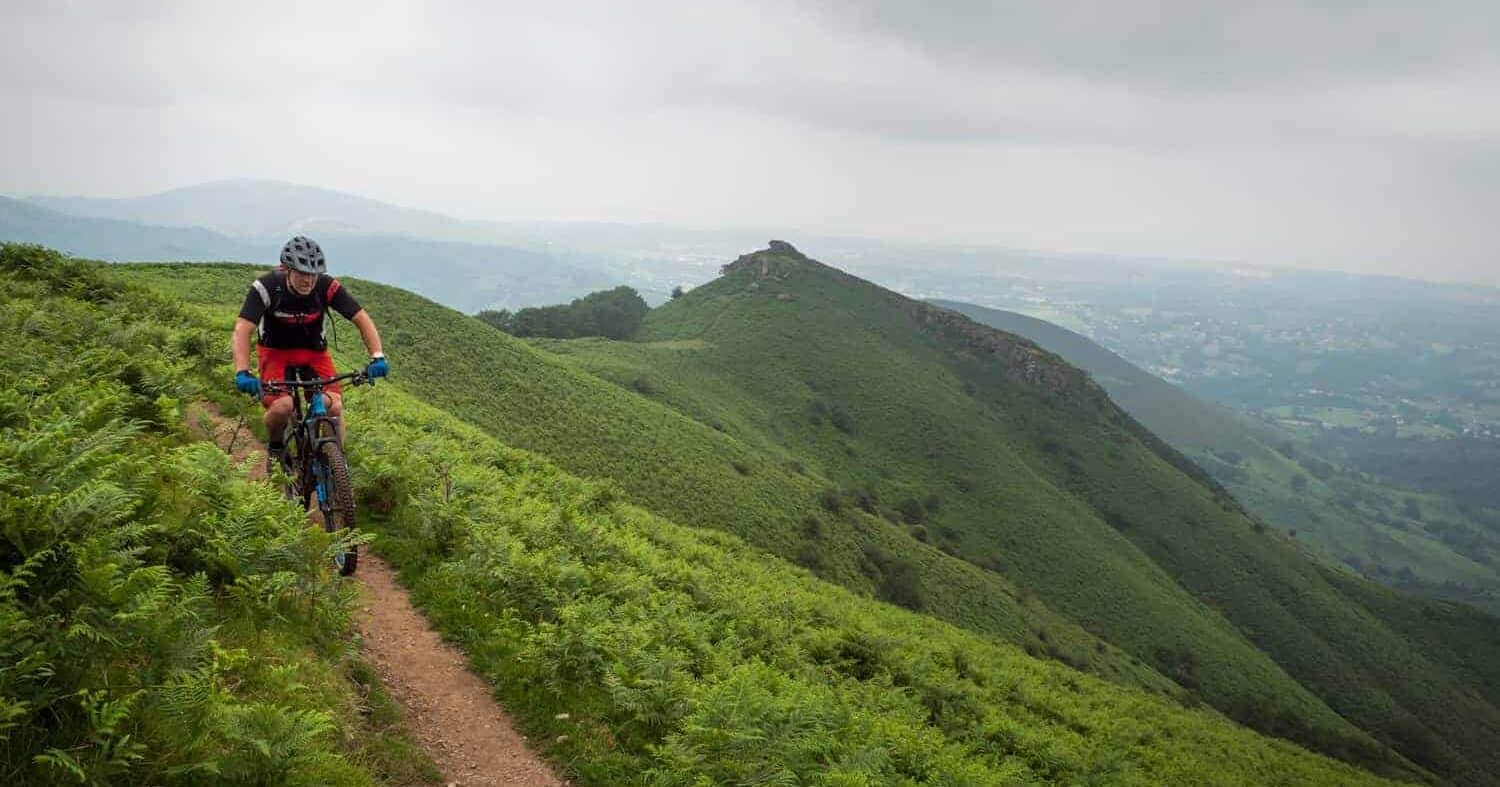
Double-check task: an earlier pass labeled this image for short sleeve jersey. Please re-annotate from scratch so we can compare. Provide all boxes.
[238,271,362,350]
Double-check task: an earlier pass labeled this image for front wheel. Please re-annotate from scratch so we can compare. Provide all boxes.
[318,440,358,576]
[279,426,308,506]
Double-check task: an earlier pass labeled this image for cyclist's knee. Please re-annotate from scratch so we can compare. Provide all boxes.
[326,393,343,416]
[263,397,293,424]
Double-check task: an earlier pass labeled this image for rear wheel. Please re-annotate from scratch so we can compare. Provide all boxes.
[318,439,358,576]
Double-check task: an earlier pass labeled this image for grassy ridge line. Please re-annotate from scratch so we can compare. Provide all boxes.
[0,245,439,785]
[113,261,1181,697]
[580,255,1397,757]
[552,245,1500,783]
[340,371,1404,785]
[745,248,1500,783]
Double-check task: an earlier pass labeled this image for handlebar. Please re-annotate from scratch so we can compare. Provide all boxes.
[263,369,371,395]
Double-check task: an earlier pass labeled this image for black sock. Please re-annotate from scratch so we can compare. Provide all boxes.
[268,440,284,454]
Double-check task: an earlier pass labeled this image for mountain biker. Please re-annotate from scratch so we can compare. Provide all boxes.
[231,236,389,468]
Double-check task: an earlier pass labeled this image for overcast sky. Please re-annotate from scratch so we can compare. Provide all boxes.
[2,1,1497,283]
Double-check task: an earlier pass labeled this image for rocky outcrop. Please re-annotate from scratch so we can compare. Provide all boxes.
[720,240,806,277]
[903,300,1097,396]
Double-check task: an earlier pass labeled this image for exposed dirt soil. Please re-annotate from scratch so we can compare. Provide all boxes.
[356,556,564,787]
[186,401,266,480]
[190,401,564,786]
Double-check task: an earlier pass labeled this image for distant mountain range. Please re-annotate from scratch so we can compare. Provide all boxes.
[1,194,263,262]
[28,179,503,244]
[1,189,614,312]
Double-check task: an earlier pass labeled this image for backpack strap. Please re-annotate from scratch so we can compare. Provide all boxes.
[251,278,272,308]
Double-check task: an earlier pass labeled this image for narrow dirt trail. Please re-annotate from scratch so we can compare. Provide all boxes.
[356,555,564,787]
[189,402,564,787]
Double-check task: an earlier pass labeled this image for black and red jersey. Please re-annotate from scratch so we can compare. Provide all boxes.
[238,270,363,350]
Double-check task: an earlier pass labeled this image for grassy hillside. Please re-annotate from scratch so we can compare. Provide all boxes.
[15,244,1415,785]
[119,247,1500,784]
[0,246,437,785]
[115,261,1185,698]
[538,243,1500,784]
[936,300,1500,614]
[345,364,1408,786]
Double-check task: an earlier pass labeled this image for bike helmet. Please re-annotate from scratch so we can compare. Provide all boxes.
[280,236,327,274]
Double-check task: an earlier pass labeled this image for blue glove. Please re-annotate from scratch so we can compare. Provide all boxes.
[235,370,261,398]
[367,355,389,379]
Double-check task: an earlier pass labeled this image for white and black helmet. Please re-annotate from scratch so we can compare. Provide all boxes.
[280,236,326,274]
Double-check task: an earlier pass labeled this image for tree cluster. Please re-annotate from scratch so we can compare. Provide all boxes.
[477,285,649,340]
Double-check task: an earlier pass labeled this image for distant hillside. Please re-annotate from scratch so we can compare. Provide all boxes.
[28,178,489,243]
[2,194,613,312]
[938,299,1500,614]
[0,194,263,262]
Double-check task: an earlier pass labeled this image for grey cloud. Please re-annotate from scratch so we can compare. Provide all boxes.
[1,0,1497,284]
[804,0,1500,88]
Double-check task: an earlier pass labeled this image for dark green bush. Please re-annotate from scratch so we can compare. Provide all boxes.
[483,286,649,340]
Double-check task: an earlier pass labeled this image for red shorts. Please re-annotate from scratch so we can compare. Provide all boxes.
[257,346,341,408]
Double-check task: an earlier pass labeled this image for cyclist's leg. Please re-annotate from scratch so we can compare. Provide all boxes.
[324,392,345,441]
[257,346,295,448]
[263,395,294,438]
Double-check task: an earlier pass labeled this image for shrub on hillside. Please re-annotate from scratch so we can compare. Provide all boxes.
[879,558,925,611]
[478,285,649,340]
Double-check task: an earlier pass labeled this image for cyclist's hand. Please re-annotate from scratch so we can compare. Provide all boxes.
[366,355,389,379]
[235,370,262,398]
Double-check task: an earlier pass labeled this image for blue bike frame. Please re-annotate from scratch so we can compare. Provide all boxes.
[269,368,365,512]
[307,393,334,509]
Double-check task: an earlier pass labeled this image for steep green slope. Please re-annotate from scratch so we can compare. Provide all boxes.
[936,300,1500,613]
[27,245,1412,785]
[121,249,1500,783]
[541,243,1500,784]
[339,370,1407,786]
[0,246,437,785]
[113,262,1180,698]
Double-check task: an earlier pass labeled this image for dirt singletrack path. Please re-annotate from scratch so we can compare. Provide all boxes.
[189,402,564,786]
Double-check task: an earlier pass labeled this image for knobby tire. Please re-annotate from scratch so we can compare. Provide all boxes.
[320,439,359,576]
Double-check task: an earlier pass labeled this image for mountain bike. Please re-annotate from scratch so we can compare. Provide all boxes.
[265,367,370,576]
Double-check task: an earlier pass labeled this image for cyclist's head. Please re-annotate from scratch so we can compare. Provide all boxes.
[280,236,325,295]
